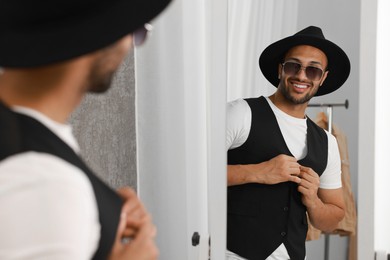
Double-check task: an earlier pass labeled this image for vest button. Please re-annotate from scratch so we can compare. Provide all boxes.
[283,206,289,211]
[281,231,287,237]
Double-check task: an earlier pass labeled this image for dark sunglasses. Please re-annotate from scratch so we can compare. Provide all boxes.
[133,23,153,47]
[281,61,325,81]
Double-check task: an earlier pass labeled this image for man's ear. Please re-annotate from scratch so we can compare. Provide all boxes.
[319,70,329,86]
[278,64,283,79]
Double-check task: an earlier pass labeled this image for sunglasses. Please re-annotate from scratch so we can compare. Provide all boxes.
[133,23,153,47]
[281,61,325,81]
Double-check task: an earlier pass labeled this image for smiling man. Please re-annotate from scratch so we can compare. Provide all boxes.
[225,26,351,260]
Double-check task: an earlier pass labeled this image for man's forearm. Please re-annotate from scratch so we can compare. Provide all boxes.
[228,155,302,186]
[227,164,266,186]
[306,189,345,232]
[307,201,344,232]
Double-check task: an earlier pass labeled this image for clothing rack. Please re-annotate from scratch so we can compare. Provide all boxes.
[307,99,349,260]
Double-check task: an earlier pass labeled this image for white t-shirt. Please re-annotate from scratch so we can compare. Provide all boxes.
[0,107,100,260]
[226,97,342,260]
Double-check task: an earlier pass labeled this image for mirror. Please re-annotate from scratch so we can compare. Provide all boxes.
[227,0,359,259]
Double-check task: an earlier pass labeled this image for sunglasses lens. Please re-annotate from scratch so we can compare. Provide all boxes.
[283,62,323,81]
[133,24,153,47]
[283,62,301,75]
[305,66,323,81]
[133,27,148,47]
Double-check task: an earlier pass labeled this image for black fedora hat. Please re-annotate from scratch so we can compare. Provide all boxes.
[0,0,171,68]
[259,26,350,96]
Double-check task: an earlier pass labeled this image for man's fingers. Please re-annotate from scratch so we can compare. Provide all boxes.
[289,175,301,184]
[117,187,137,199]
[113,212,128,249]
[136,221,157,240]
[117,187,141,214]
[299,166,318,177]
[299,165,315,174]
[299,167,319,186]
[278,154,298,161]
[118,187,148,219]
[122,215,152,237]
[121,223,159,260]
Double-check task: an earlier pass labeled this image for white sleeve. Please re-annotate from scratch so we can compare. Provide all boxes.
[319,132,342,189]
[226,99,252,151]
[0,152,100,260]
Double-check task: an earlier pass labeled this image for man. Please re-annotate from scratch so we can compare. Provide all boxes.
[0,0,171,259]
[226,26,350,260]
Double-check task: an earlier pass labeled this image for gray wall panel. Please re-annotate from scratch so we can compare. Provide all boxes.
[70,50,137,190]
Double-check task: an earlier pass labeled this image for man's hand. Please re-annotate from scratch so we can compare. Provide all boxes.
[297,166,320,209]
[261,154,301,184]
[297,167,345,232]
[227,154,301,186]
[108,187,158,260]
[117,187,148,237]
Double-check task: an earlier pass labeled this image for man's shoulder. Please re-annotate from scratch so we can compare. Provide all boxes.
[227,96,265,111]
[227,98,249,114]
[0,151,90,184]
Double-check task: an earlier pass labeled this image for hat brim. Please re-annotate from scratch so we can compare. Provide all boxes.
[1,0,171,68]
[259,35,351,96]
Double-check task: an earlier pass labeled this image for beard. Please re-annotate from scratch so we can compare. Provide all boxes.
[87,67,116,93]
[279,80,318,105]
[85,36,131,94]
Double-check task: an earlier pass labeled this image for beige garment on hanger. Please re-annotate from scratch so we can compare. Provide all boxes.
[306,112,357,242]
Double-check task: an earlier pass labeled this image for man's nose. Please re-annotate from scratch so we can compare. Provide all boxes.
[296,67,308,80]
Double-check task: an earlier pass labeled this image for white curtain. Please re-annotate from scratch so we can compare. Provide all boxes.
[227,0,299,101]
[135,0,227,259]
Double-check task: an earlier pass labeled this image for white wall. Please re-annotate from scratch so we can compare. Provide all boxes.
[359,1,377,259]
[204,1,228,259]
[136,3,189,258]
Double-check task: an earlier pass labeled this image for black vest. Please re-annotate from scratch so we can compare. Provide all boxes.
[0,102,123,260]
[227,96,328,260]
